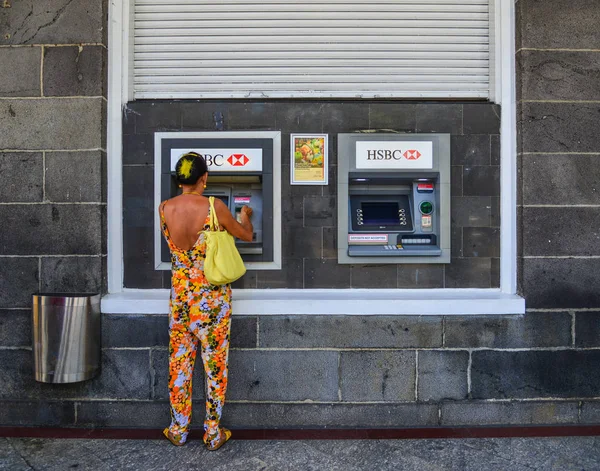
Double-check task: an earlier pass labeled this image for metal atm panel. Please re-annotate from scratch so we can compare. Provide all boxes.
[337,134,451,264]
[154,131,281,271]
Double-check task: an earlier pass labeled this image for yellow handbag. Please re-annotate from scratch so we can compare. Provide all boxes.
[203,196,247,285]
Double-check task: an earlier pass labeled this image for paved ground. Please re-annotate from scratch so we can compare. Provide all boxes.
[2,436,599,471]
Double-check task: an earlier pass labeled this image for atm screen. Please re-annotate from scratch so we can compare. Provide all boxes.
[361,202,400,225]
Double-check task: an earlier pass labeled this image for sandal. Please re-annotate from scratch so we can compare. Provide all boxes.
[205,427,232,451]
[163,427,186,446]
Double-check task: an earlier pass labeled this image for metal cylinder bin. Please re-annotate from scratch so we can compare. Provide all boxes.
[32,293,101,383]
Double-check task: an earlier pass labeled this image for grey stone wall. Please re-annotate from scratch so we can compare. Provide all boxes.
[0,1,107,301]
[0,0,107,421]
[3,312,600,428]
[517,0,600,308]
[123,101,501,289]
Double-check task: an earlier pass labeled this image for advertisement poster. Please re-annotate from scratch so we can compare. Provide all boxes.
[291,134,328,185]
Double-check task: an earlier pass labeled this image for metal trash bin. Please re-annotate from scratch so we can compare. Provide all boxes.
[32,293,101,383]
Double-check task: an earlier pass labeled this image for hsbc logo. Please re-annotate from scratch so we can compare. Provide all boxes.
[227,154,250,167]
[403,150,421,160]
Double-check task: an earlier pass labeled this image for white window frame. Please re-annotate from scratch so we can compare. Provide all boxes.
[103,0,523,315]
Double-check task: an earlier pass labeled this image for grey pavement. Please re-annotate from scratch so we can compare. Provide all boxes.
[2,436,600,471]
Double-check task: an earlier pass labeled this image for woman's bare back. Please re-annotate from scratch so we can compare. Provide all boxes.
[162,195,209,251]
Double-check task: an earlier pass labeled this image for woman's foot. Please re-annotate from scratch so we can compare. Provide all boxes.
[163,427,186,446]
[205,427,232,451]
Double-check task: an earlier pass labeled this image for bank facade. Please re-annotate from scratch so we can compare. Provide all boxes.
[2,0,600,429]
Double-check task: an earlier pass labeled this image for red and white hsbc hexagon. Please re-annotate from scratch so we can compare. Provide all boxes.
[170,148,263,172]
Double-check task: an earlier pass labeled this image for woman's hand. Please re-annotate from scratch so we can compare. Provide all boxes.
[241,205,253,219]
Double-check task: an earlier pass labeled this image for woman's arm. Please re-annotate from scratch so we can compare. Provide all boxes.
[213,198,254,242]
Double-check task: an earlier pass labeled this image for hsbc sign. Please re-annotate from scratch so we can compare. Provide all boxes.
[170,148,263,172]
[355,141,433,170]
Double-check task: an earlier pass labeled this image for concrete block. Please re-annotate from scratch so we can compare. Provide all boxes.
[416,104,462,134]
[471,350,600,399]
[451,226,463,258]
[181,101,229,131]
[228,350,339,401]
[322,227,337,258]
[0,309,31,347]
[451,196,491,227]
[129,101,181,134]
[463,104,501,135]
[0,98,102,150]
[0,349,151,400]
[275,102,323,133]
[441,401,579,426]
[523,207,600,256]
[522,154,600,205]
[444,258,491,289]
[0,46,40,96]
[397,265,445,289]
[304,259,351,288]
[491,135,500,166]
[0,401,75,427]
[523,258,600,309]
[451,135,490,166]
[303,196,336,227]
[45,151,103,202]
[462,227,500,258]
[231,270,258,289]
[282,226,321,258]
[259,316,443,349]
[123,133,154,165]
[281,163,320,198]
[0,152,43,202]
[445,312,572,348]
[150,349,205,401]
[575,312,600,348]
[519,51,600,101]
[255,258,303,289]
[0,204,103,255]
[579,401,600,424]
[223,403,438,428]
[369,103,416,132]
[0,0,105,45]
[340,351,415,401]
[280,183,304,227]
[520,0,600,49]
[463,166,500,197]
[40,256,104,294]
[521,102,600,153]
[228,102,276,130]
[418,351,468,401]
[451,166,462,197]
[102,314,169,348]
[43,46,104,97]
[123,165,154,228]
[351,264,398,289]
[231,316,258,348]
[76,401,168,428]
[123,227,163,289]
[322,103,369,135]
[0,257,39,308]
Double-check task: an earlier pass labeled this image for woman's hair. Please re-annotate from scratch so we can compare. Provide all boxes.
[174,152,208,185]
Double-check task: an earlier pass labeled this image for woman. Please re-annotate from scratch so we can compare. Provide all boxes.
[159,152,253,450]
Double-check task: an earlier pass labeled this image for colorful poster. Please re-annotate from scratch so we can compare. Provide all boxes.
[291,134,328,185]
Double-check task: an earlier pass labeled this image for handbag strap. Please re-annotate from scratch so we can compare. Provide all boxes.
[208,196,220,231]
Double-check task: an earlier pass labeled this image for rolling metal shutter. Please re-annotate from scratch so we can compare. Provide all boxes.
[133,0,490,99]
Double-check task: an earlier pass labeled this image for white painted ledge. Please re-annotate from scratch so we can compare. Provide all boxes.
[101,289,525,316]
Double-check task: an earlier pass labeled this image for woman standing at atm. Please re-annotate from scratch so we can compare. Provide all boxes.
[158,152,253,450]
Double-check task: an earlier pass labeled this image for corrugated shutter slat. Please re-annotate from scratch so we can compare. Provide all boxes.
[133,1,490,99]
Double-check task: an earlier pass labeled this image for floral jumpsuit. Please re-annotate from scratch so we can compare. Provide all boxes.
[160,201,232,447]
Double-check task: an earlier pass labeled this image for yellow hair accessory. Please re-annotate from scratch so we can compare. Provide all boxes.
[178,158,194,179]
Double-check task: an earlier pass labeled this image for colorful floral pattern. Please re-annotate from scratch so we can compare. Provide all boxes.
[160,202,232,447]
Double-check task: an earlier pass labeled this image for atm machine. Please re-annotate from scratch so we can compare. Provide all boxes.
[154,131,281,270]
[337,133,451,264]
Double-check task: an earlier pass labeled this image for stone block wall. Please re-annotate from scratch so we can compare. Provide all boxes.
[122,101,501,290]
[517,0,600,307]
[4,312,600,428]
[0,0,107,406]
